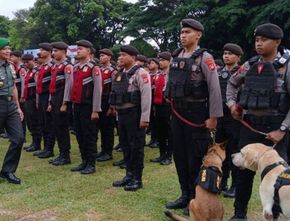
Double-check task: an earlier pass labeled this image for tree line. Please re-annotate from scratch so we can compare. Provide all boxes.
[1,0,290,59]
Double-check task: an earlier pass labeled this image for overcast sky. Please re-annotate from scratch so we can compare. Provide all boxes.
[0,0,137,19]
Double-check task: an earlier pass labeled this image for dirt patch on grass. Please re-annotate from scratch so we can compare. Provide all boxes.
[16,209,57,221]
[0,207,14,216]
[85,209,102,221]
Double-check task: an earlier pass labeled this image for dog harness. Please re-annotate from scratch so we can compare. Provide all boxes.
[261,161,290,215]
[197,166,222,194]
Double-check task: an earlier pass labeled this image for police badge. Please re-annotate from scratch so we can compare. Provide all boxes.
[83,66,88,72]
[221,72,229,79]
[179,61,185,69]
[116,75,122,81]
[0,80,4,88]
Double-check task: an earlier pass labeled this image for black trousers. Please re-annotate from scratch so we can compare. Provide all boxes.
[51,90,71,157]
[73,103,98,163]
[118,107,145,181]
[20,102,26,140]
[0,98,24,173]
[216,110,240,188]
[24,98,42,147]
[97,98,114,156]
[149,104,157,142]
[155,104,172,159]
[234,114,289,215]
[171,106,210,199]
[38,93,55,151]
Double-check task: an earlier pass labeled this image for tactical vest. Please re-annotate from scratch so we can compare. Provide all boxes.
[101,66,114,97]
[36,61,54,94]
[49,61,69,94]
[71,62,95,105]
[239,55,290,114]
[218,66,239,102]
[153,73,166,105]
[197,166,222,194]
[109,65,141,105]
[15,64,26,95]
[23,68,37,100]
[165,48,209,100]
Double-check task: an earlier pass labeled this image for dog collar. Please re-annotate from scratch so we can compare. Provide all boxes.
[261,161,288,180]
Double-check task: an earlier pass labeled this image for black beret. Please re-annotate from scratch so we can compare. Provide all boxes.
[158,51,172,61]
[39,42,53,51]
[11,50,22,57]
[21,54,34,61]
[120,45,139,56]
[136,54,147,62]
[254,23,283,39]
[76,39,93,48]
[51,41,68,50]
[223,43,244,56]
[91,47,96,55]
[181,18,204,32]
[149,58,159,65]
[99,48,113,56]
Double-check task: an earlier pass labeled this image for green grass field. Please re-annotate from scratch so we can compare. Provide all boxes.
[0,135,263,221]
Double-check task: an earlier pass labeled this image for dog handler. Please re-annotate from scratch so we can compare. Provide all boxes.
[226,23,290,220]
[164,18,223,213]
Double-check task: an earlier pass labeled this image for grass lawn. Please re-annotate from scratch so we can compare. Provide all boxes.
[0,134,263,221]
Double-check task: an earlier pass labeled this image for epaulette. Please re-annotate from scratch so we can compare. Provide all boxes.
[172,48,184,57]
[248,55,260,66]
[87,61,95,69]
[273,53,290,69]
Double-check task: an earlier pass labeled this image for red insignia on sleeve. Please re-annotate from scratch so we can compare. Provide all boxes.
[233,65,244,77]
[94,67,100,76]
[65,65,72,75]
[20,68,26,77]
[141,73,149,83]
[204,58,216,71]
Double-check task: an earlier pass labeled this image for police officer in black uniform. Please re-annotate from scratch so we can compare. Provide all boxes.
[215,43,243,198]
[164,19,223,212]
[21,54,42,155]
[0,37,24,184]
[227,23,290,220]
[111,45,151,191]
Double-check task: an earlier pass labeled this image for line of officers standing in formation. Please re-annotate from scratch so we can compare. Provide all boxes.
[0,17,290,219]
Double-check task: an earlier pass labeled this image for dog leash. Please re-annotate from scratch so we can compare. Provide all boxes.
[170,99,206,128]
[239,119,267,136]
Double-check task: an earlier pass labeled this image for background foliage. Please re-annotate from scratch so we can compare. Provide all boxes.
[3,0,290,58]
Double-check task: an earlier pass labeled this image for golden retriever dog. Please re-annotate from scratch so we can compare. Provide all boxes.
[165,143,226,221]
[232,143,290,219]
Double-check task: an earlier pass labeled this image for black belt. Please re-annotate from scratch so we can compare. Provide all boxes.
[117,106,140,114]
[174,99,207,109]
[244,114,285,125]
[0,95,13,101]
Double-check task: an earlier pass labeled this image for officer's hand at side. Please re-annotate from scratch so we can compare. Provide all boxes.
[18,108,24,121]
[205,118,217,130]
[20,98,25,103]
[106,107,116,116]
[60,104,67,112]
[140,121,149,128]
[47,104,52,112]
[91,112,99,121]
[230,104,242,120]
[266,130,286,144]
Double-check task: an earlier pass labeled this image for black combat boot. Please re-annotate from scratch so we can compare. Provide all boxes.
[80,161,96,174]
[71,161,87,172]
[166,192,189,209]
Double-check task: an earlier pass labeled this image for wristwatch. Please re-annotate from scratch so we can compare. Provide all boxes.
[279,125,289,132]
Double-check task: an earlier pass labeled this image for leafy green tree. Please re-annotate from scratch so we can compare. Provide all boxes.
[0,16,10,37]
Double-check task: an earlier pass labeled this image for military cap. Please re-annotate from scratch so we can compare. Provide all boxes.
[91,47,96,55]
[120,45,139,56]
[0,37,10,50]
[158,51,172,61]
[75,39,93,48]
[39,42,53,51]
[223,43,244,56]
[136,54,147,62]
[181,18,204,32]
[51,41,68,50]
[22,54,34,61]
[11,50,22,57]
[254,23,283,39]
[149,58,159,65]
[99,48,113,57]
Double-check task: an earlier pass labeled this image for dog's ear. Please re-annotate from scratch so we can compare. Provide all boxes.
[216,142,226,150]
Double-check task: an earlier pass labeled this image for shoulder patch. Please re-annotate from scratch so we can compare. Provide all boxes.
[65,65,72,75]
[94,67,100,76]
[141,73,149,84]
[204,58,216,71]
